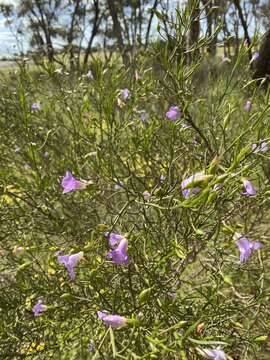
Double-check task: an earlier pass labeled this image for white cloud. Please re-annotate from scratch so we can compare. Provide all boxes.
[0,0,19,4]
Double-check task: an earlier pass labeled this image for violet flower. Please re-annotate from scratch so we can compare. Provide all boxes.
[31,102,41,110]
[202,348,226,360]
[140,112,148,122]
[166,106,181,121]
[105,232,125,247]
[181,172,207,198]
[58,251,84,280]
[250,51,259,63]
[97,311,127,328]
[213,184,222,191]
[121,88,130,100]
[252,141,268,153]
[14,145,21,153]
[13,245,24,256]
[32,300,47,317]
[88,340,94,352]
[107,237,129,265]
[114,181,124,190]
[86,70,93,80]
[244,100,252,111]
[61,171,87,194]
[143,191,151,200]
[160,174,166,183]
[242,179,256,196]
[236,235,262,262]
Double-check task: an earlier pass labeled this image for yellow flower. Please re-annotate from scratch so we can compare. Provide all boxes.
[2,185,21,205]
[47,267,56,276]
[36,343,45,351]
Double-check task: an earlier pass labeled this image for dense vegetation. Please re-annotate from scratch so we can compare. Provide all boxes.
[1,5,270,360]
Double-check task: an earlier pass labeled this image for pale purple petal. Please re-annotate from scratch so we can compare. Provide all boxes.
[251,143,257,152]
[203,348,226,360]
[260,142,268,152]
[250,241,262,251]
[58,251,83,279]
[140,112,148,122]
[251,51,259,63]
[237,237,252,262]
[97,311,107,319]
[181,174,202,198]
[58,255,70,266]
[68,252,84,268]
[243,179,256,196]
[86,70,93,80]
[121,88,130,100]
[237,237,261,262]
[32,300,47,317]
[107,238,129,265]
[166,106,181,121]
[114,181,124,190]
[61,171,87,194]
[97,311,127,327]
[88,340,94,352]
[106,232,124,247]
[31,102,41,110]
[143,191,151,200]
[244,100,252,111]
[252,141,268,153]
[213,184,222,191]
[160,174,166,182]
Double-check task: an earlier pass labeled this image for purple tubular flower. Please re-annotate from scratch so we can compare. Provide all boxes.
[202,348,226,360]
[88,340,94,352]
[160,174,166,183]
[140,112,148,122]
[181,173,202,198]
[107,238,129,265]
[32,300,47,317]
[237,236,262,262]
[244,100,252,111]
[166,106,181,121]
[106,232,125,247]
[213,184,222,191]
[143,191,151,200]
[252,141,268,153]
[31,102,41,110]
[61,171,87,194]
[58,251,84,279]
[242,179,256,196]
[250,51,259,63]
[114,181,124,190]
[97,311,127,328]
[86,70,93,80]
[121,88,130,100]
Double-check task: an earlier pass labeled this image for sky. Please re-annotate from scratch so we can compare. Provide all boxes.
[0,0,182,57]
[0,0,261,58]
[0,15,20,56]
